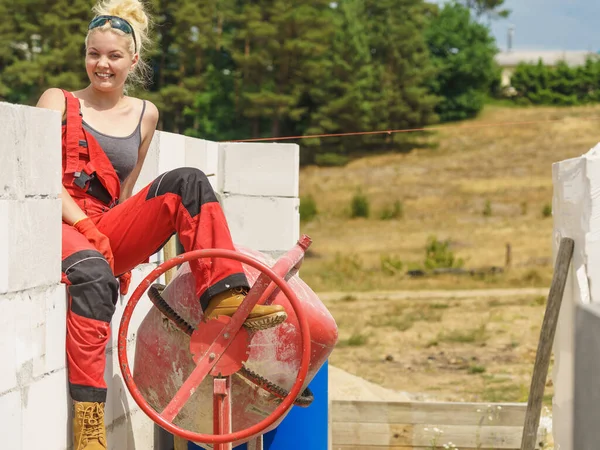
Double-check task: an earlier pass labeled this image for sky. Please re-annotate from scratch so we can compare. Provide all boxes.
[430,0,600,52]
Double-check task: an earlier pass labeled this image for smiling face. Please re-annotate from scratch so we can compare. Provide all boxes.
[85,30,138,93]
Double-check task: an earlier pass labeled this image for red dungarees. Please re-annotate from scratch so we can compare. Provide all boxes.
[60,90,248,402]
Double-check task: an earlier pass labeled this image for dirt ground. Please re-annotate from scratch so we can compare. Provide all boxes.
[322,287,554,406]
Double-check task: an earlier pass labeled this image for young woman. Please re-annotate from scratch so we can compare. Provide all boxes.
[36,1,286,448]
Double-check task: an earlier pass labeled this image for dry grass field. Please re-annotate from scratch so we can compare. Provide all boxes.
[298,104,600,406]
[299,104,600,293]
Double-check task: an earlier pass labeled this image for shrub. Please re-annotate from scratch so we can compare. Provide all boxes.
[483,200,492,217]
[320,253,364,285]
[380,200,404,220]
[299,195,318,222]
[350,190,370,218]
[424,236,464,270]
[542,203,552,218]
[314,152,349,167]
[510,58,600,106]
[380,254,404,275]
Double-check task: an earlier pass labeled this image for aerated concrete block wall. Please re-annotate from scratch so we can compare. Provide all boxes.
[0,103,65,449]
[0,102,300,449]
[552,143,600,450]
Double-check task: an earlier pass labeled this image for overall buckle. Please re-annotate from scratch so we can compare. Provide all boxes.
[73,171,93,189]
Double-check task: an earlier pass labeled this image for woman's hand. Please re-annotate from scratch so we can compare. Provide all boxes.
[73,218,115,272]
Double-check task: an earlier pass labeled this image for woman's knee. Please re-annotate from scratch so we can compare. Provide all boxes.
[63,251,118,322]
[148,167,218,216]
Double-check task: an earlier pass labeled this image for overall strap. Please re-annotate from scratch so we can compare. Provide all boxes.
[60,89,121,206]
[62,90,84,174]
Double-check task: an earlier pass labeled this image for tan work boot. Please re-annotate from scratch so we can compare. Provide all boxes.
[73,402,107,450]
[204,288,287,331]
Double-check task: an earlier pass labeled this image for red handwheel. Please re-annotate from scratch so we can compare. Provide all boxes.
[117,248,312,444]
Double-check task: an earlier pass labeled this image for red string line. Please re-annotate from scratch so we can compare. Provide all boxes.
[225,115,600,143]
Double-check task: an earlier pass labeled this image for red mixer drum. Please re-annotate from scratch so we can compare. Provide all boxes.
[132,245,338,448]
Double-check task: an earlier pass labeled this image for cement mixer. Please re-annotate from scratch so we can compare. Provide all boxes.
[118,235,338,449]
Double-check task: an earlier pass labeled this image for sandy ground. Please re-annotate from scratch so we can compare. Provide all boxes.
[324,288,553,404]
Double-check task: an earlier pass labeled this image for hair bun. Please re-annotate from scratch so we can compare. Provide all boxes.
[93,0,149,33]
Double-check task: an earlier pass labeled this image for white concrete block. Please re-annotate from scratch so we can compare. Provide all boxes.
[574,303,600,450]
[107,409,154,450]
[185,137,220,192]
[107,265,156,353]
[105,339,150,431]
[43,285,67,375]
[104,355,131,429]
[0,201,9,294]
[0,199,61,294]
[219,143,299,197]
[0,294,17,393]
[0,390,22,449]
[552,143,600,450]
[0,102,61,200]
[22,369,69,450]
[221,195,300,252]
[134,131,161,194]
[158,131,186,175]
[148,251,161,265]
[5,292,38,382]
[1,285,65,385]
[105,264,156,427]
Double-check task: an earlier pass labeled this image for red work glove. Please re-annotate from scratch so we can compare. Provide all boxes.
[73,218,114,273]
[119,271,132,296]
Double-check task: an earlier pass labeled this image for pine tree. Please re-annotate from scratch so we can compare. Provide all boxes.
[303,0,376,160]
[179,0,242,140]
[364,0,439,148]
[144,0,225,133]
[0,0,93,105]
[228,0,334,138]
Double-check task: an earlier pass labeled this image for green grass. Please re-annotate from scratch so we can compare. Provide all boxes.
[338,332,369,347]
[370,306,444,331]
[437,324,488,345]
[468,364,487,374]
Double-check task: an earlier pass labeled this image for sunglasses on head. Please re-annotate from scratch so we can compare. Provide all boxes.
[88,15,137,53]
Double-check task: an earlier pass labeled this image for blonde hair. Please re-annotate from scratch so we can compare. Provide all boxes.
[86,0,153,88]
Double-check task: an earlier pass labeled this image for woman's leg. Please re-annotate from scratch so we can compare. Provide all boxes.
[94,167,287,329]
[62,223,115,449]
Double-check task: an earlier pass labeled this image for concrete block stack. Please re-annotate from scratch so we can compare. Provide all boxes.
[552,144,600,450]
[0,103,65,448]
[219,142,300,254]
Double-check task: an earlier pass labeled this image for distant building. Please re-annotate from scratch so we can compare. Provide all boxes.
[495,50,598,87]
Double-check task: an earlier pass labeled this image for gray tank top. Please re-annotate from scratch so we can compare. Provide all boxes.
[82,100,146,183]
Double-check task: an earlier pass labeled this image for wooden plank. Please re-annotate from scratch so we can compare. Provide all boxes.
[521,237,574,450]
[247,435,264,450]
[163,236,178,285]
[174,436,188,450]
[331,400,526,427]
[167,235,184,449]
[333,446,501,450]
[332,422,525,449]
